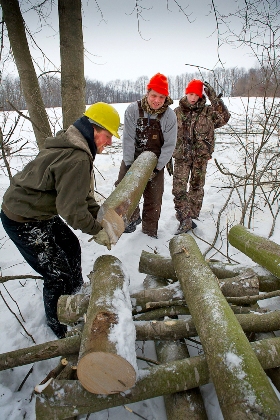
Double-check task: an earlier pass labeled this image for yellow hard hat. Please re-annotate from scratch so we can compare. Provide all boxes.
[84,102,120,139]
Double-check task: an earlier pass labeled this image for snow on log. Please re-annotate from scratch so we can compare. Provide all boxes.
[228,224,280,279]
[35,336,280,419]
[77,255,137,394]
[96,151,157,244]
[169,233,280,419]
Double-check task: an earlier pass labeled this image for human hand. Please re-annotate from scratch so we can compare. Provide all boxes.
[203,81,217,102]
[88,228,111,250]
[149,168,159,181]
[166,158,173,176]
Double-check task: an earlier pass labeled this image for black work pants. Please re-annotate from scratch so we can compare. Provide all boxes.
[0,211,83,337]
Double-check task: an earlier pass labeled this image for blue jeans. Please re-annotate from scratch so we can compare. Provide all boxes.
[1,210,83,337]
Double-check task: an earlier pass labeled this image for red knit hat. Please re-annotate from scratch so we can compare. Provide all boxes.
[185,79,204,98]
[147,73,169,96]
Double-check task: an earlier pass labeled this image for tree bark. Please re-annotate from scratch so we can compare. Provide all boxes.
[228,224,280,279]
[77,255,136,394]
[96,151,157,244]
[139,250,280,291]
[169,233,280,419]
[155,340,208,420]
[35,336,280,419]
[58,0,85,128]
[0,0,52,149]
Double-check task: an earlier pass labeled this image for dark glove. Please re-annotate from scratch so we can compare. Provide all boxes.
[166,158,173,176]
[203,81,218,102]
[149,168,159,181]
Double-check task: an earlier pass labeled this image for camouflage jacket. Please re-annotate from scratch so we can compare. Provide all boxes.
[173,95,230,160]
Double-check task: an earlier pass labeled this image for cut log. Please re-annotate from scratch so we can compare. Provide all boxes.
[139,250,280,292]
[96,151,157,244]
[58,293,90,325]
[2,309,278,372]
[169,233,280,418]
[228,224,280,279]
[35,336,280,419]
[77,255,137,395]
[156,340,207,420]
[133,305,190,321]
[138,251,259,296]
[135,310,280,341]
[0,335,80,371]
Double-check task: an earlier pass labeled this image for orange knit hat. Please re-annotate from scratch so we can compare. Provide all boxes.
[185,79,204,98]
[147,73,169,96]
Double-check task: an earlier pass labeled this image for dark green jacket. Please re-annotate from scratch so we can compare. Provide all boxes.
[2,124,101,235]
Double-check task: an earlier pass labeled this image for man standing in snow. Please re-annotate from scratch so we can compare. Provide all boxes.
[172,79,230,234]
[0,102,120,338]
[115,73,177,238]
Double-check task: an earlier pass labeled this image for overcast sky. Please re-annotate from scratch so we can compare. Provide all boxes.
[6,0,259,83]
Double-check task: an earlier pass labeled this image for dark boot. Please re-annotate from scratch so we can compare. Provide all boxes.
[175,217,196,235]
[124,217,142,233]
[43,287,67,339]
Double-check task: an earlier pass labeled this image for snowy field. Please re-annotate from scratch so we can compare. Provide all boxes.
[0,97,280,419]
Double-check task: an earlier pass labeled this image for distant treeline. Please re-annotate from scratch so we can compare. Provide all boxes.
[1,66,279,111]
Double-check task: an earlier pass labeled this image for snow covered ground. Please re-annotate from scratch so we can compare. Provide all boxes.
[0,98,279,419]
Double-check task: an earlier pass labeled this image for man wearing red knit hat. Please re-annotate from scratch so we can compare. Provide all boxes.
[172,79,230,234]
[115,73,177,238]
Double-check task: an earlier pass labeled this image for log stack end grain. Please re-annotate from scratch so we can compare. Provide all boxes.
[77,352,136,394]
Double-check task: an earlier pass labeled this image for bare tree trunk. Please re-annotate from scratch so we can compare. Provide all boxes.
[97,151,157,244]
[58,0,85,128]
[228,224,280,278]
[77,255,136,394]
[35,336,280,419]
[169,233,280,419]
[0,0,52,149]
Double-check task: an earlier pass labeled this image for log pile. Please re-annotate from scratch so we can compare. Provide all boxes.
[1,225,280,419]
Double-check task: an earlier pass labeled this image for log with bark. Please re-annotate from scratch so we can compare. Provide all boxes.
[58,273,261,326]
[228,224,280,279]
[155,340,207,420]
[77,255,137,395]
[139,250,280,291]
[135,310,280,341]
[35,336,280,419]
[169,233,280,419]
[1,309,280,372]
[96,151,157,244]
[0,335,81,371]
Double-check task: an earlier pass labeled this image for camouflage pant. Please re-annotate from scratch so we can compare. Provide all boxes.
[172,156,209,221]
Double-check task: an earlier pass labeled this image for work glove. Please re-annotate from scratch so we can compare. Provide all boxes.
[203,81,218,102]
[88,228,111,250]
[166,158,173,176]
[149,168,159,181]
